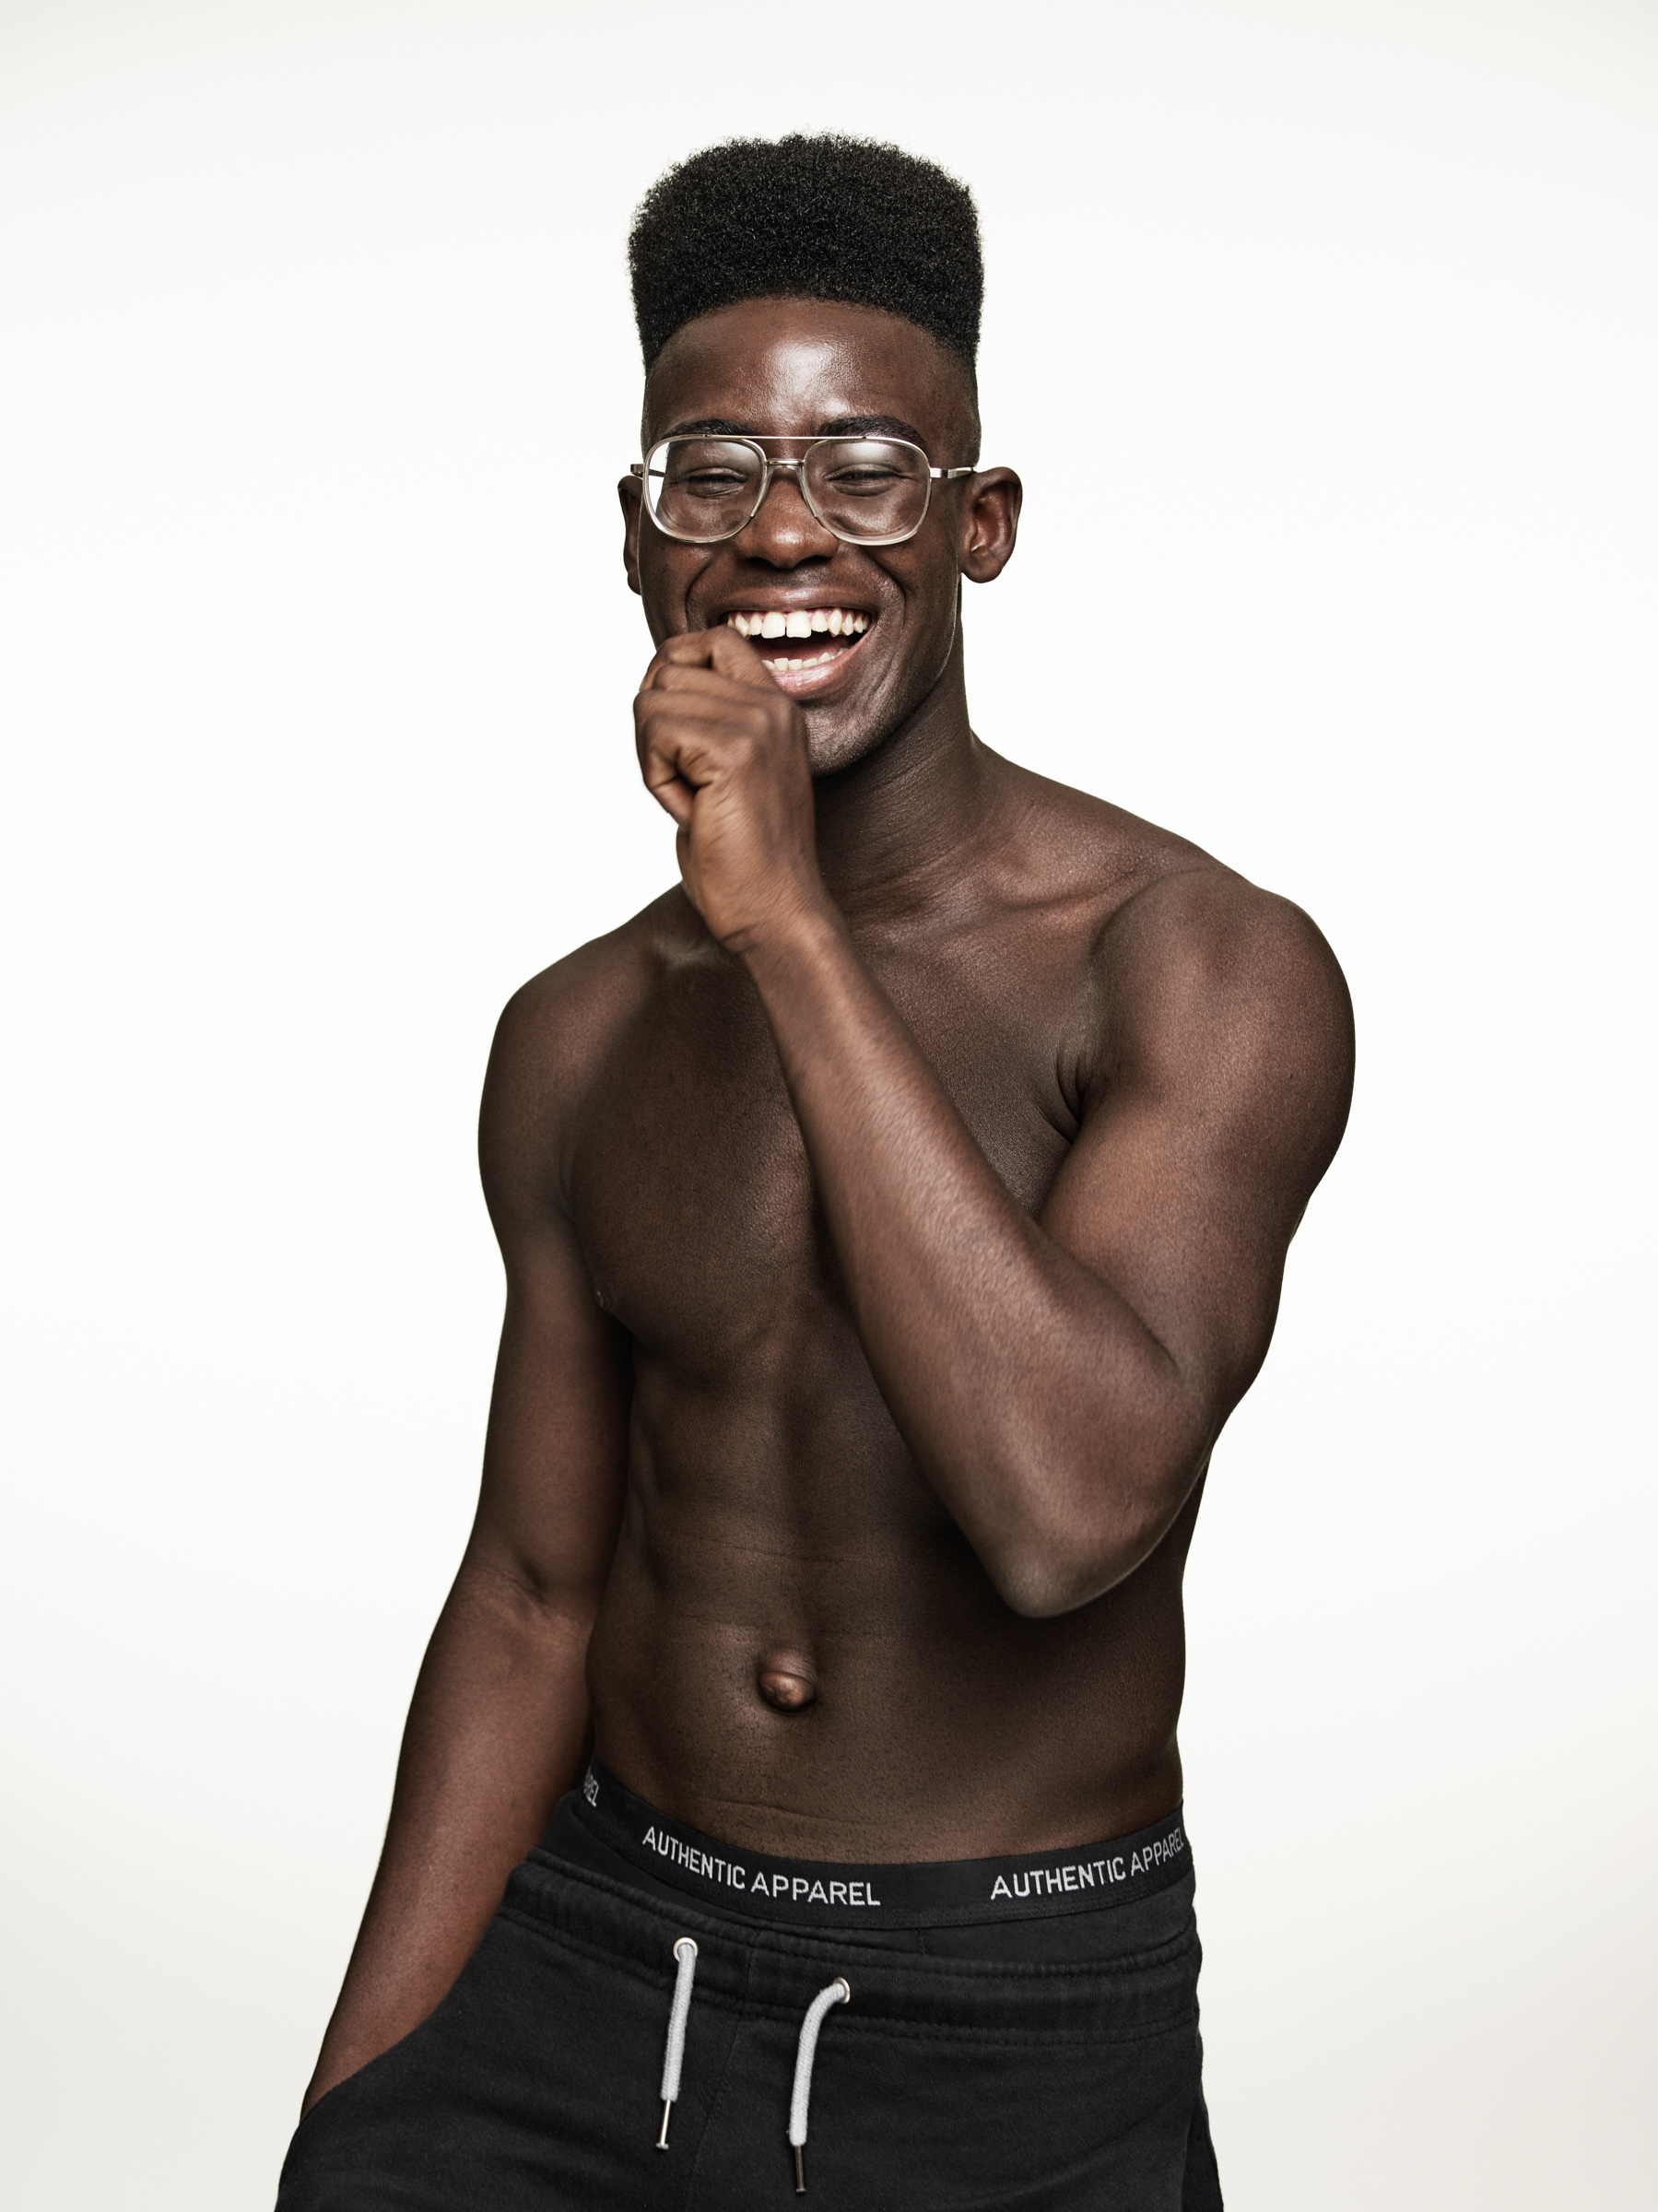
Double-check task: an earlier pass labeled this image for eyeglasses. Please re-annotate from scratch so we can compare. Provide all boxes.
[630,435,974,547]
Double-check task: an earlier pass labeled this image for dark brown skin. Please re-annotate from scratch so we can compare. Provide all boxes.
[301,297,1354,2113]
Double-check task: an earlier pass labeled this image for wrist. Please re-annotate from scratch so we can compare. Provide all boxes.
[730,893,847,980]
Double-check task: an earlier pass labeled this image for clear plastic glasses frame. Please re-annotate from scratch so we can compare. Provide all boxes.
[629,434,975,547]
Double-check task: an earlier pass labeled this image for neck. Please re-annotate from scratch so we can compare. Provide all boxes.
[811,635,1002,920]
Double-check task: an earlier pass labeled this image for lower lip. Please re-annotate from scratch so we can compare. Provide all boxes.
[753,628,871,700]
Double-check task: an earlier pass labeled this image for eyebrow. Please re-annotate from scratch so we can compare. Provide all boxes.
[659,413,930,446]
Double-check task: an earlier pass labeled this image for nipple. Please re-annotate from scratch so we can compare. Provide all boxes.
[756,1652,817,1712]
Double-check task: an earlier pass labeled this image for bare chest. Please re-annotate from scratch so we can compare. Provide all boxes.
[569,928,1085,1364]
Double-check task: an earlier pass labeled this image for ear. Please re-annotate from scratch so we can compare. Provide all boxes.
[618,476,643,596]
[958,467,1022,584]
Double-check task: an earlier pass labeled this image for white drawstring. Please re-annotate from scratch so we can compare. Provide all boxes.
[787,1978,850,2193]
[655,1937,699,2149]
[654,1940,850,2187]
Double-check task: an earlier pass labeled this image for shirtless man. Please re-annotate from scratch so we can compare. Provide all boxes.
[277,135,1352,2211]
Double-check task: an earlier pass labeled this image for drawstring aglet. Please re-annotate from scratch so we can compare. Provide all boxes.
[657,2100,673,2151]
[794,2144,805,2192]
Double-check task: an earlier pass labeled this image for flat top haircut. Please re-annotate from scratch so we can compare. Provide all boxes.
[629,135,983,375]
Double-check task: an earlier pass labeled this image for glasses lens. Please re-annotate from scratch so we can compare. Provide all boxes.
[647,439,763,541]
[804,439,930,543]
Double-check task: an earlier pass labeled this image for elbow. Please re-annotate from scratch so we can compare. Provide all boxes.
[974,1439,1209,1620]
[983,1542,1127,1621]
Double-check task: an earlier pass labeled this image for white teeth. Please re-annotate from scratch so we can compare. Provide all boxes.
[735,607,870,642]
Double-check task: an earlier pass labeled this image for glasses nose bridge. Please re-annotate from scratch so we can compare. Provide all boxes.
[740,452,833,548]
[758,453,810,508]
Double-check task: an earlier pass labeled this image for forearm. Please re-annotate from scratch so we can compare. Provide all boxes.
[745,910,1202,1614]
[303,1561,595,2112]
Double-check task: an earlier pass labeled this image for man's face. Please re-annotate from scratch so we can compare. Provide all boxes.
[621,298,1017,777]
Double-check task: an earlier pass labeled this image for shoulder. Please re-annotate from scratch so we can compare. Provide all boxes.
[1000,760,1346,1021]
[997,762,1353,1145]
[1090,858,1355,1177]
[488,889,682,1090]
[479,888,693,1218]
[1101,861,1349,1033]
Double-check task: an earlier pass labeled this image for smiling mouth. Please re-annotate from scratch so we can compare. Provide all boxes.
[724,606,871,674]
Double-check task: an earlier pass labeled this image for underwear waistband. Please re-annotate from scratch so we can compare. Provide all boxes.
[569,1762,1191,1931]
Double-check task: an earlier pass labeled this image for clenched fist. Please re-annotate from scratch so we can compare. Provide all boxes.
[634,629,827,955]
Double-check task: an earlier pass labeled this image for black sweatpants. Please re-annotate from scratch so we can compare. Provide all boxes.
[277,1798,1222,2209]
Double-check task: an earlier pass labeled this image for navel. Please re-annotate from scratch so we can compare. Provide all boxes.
[756,1650,817,1712]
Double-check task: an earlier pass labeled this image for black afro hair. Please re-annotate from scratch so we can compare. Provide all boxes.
[629,135,982,372]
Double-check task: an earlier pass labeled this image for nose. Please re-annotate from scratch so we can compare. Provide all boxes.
[732,460,838,567]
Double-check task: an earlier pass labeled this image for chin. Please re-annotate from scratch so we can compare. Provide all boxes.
[800,670,930,779]
[803,714,888,780]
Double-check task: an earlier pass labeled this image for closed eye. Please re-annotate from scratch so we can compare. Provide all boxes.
[676,468,753,495]
[819,465,908,494]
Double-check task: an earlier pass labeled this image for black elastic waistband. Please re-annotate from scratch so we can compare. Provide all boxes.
[570,1763,1191,1931]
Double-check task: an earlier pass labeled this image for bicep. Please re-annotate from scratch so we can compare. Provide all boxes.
[1040,884,1353,1416]
[467,1215,630,1609]
[464,970,634,1614]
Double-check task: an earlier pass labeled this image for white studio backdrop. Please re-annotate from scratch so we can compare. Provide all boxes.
[2,2,1653,2205]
